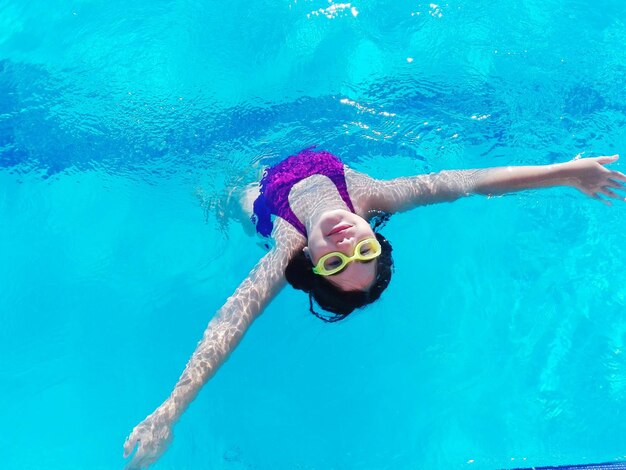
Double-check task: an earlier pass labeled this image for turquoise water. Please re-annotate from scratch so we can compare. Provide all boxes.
[2,0,626,468]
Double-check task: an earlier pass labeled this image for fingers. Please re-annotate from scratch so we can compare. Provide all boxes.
[593,194,611,206]
[124,454,140,470]
[125,454,145,470]
[580,188,612,206]
[608,179,626,190]
[610,171,626,182]
[124,441,149,470]
[600,187,625,202]
[124,432,139,459]
[125,444,158,470]
[594,194,612,206]
[124,441,141,470]
[596,154,619,165]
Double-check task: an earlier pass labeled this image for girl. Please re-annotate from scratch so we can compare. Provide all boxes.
[124,148,625,469]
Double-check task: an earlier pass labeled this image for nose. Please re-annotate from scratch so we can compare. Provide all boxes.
[336,236,355,252]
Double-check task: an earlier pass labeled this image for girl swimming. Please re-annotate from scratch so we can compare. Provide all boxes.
[123,149,625,469]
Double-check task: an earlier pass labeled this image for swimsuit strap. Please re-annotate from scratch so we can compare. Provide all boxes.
[278,205,307,236]
[327,167,355,214]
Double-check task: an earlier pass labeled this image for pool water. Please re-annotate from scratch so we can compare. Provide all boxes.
[1,1,626,469]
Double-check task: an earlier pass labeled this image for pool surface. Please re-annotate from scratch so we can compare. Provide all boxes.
[1,1,626,469]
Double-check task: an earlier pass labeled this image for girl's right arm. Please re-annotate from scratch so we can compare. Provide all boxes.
[123,221,303,469]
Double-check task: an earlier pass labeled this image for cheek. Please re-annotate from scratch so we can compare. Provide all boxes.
[357,224,376,239]
[306,237,327,262]
[351,215,374,234]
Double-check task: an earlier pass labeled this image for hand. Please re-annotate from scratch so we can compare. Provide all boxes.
[562,154,626,205]
[123,406,174,469]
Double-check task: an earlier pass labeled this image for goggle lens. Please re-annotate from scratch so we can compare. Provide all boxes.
[323,255,344,271]
[358,239,378,257]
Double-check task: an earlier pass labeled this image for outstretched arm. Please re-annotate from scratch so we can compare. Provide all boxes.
[364,155,626,214]
[123,222,303,469]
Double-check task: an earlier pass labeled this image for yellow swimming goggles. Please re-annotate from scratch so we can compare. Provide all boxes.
[312,237,382,276]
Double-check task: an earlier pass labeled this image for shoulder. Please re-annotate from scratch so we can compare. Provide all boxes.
[272,218,307,258]
[344,168,384,216]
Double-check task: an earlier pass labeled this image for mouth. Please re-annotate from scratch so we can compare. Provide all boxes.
[327,223,353,236]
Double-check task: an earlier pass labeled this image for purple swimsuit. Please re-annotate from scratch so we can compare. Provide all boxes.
[252,147,355,237]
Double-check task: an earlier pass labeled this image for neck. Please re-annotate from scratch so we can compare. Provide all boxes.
[303,201,349,234]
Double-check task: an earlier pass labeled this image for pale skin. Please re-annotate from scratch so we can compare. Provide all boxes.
[123,154,625,469]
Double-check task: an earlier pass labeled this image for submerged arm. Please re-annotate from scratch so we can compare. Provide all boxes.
[163,248,286,417]
[123,222,303,469]
[365,155,625,213]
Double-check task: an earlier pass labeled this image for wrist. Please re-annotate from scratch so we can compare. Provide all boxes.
[535,161,574,187]
[551,161,582,186]
[156,398,179,424]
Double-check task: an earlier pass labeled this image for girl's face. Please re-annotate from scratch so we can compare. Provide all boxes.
[305,209,377,291]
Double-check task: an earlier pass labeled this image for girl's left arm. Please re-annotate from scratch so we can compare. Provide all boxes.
[123,220,303,469]
[363,155,626,214]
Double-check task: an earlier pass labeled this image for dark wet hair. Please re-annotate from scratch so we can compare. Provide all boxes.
[285,231,394,323]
